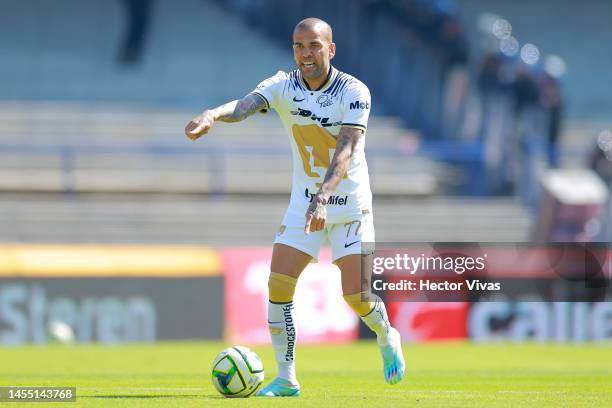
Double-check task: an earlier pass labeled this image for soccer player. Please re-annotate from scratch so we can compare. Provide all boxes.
[185,17,405,397]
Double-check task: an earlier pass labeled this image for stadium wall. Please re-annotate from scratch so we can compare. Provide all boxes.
[0,245,224,344]
[0,245,609,345]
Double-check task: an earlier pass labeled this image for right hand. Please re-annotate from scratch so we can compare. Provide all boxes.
[304,193,327,234]
[185,110,216,140]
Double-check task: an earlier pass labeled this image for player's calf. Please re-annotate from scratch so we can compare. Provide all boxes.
[344,292,406,384]
[266,272,299,387]
[344,292,391,342]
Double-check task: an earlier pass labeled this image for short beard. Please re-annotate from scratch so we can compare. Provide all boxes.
[300,64,325,81]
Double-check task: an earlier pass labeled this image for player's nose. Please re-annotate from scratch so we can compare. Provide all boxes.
[299,48,313,59]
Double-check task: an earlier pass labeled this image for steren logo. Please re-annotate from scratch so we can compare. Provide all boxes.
[290,107,342,127]
[305,188,348,205]
[349,100,370,110]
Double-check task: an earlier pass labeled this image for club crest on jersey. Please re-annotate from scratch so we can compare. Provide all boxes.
[316,94,333,108]
[290,107,342,127]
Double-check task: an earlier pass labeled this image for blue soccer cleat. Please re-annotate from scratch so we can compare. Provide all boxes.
[255,377,300,397]
[380,327,406,385]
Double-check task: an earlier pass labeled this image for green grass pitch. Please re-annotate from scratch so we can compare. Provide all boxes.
[1,341,611,407]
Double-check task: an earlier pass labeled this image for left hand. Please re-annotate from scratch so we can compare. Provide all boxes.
[304,193,327,234]
[184,109,216,140]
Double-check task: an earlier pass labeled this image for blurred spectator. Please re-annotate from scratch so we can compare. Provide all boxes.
[119,0,154,65]
[538,72,564,167]
[477,52,514,194]
[589,131,612,186]
[511,64,546,205]
[437,13,469,139]
[477,53,503,96]
[512,65,540,117]
[588,131,612,241]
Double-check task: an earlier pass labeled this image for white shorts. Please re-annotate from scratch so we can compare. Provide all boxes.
[273,211,375,263]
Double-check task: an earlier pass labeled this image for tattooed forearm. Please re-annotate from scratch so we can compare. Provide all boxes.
[317,127,363,200]
[213,94,267,123]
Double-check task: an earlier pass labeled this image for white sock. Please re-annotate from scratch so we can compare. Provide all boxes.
[267,300,298,385]
[360,295,392,345]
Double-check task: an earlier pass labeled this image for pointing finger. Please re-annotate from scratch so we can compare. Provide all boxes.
[304,214,312,234]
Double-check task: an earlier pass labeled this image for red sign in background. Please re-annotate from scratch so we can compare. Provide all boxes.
[386,302,469,342]
[222,247,359,344]
[221,247,470,343]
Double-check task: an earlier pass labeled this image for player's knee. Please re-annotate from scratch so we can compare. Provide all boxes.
[268,272,297,303]
[343,291,376,316]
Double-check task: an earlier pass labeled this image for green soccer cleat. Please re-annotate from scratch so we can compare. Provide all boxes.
[255,377,301,397]
[380,327,406,385]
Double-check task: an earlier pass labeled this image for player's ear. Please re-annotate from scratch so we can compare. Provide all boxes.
[328,42,336,60]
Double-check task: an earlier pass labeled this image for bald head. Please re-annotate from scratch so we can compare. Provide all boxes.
[294,17,333,43]
[292,17,336,89]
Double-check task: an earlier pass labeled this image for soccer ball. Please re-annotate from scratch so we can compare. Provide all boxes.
[211,346,264,398]
[47,320,76,344]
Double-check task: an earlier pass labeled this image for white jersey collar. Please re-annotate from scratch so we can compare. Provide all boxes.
[298,66,337,92]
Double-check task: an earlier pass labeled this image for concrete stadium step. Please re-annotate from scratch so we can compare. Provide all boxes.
[0,162,438,195]
[0,102,439,196]
[0,0,293,106]
[0,194,532,244]
[0,102,407,143]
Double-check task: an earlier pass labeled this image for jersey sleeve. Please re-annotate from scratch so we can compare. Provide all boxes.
[340,82,371,131]
[251,71,286,113]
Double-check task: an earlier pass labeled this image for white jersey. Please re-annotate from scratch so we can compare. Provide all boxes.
[252,67,373,224]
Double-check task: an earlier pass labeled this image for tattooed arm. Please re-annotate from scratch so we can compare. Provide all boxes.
[304,126,364,233]
[184,93,267,140]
